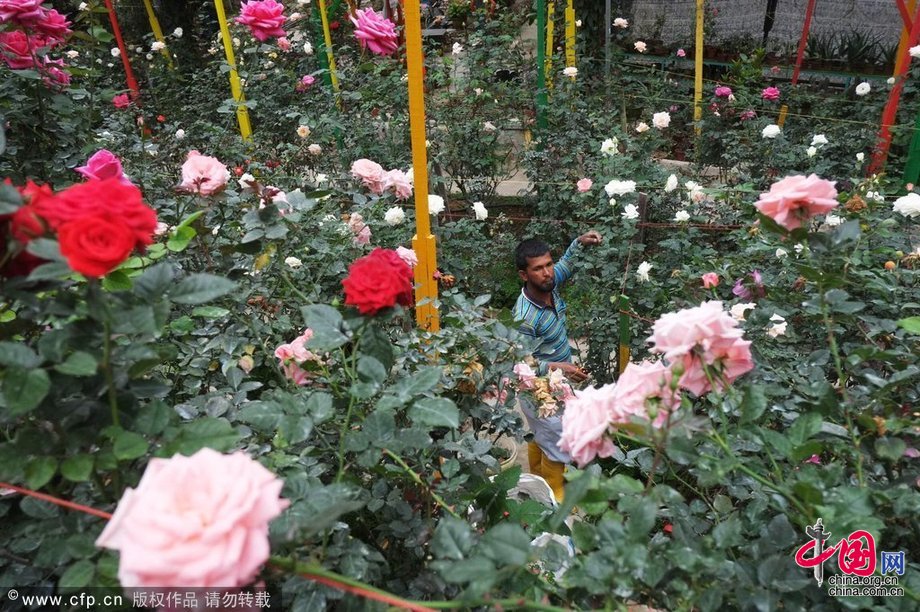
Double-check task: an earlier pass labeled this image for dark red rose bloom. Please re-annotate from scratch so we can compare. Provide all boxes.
[31,178,157,249]
[341,248,413,315]
[9,205,45,243]
[57,214,136,278]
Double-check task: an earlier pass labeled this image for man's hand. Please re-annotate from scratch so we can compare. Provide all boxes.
[549,362,590,383]
[577,230,602,247]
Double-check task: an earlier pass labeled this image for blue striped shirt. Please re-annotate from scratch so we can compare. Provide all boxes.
[512,239,582,375]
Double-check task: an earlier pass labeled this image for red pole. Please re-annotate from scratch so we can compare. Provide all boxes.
[868,1,920,174]
[103,0,141,99]
[791,0,817,85]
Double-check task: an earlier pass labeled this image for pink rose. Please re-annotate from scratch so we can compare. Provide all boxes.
[350,158,388,195]
[281,361,312,385]
[34,8,71,43]
[396,246,418,268]
[298,74,316,90]
[558,383,618,467]
[277,36,291,52]
[648,301,754,396]
[576,178,593,193]
[350,8,398,56]
[385,169,413,200]
[714,85,732,98]
[754,174,839,231]
[609,361,679,428]
[513,362,537,389]
[761,86,780,101]
[0,31,36,69]
[95,448,289,588]
[354,224,372,246]
[41,56,70,89]
[113,93,131,109]
[347,212,365,234]
[676,48,686,57]
[701,272,719,289]
[0,0,44,25]
[739,109,757,121]
[76,149,130,183]
[179,150,230,196]
[236,0,287,42]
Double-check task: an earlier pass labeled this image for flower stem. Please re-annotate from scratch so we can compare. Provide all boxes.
[101,304,120,428]
[382,448,461,520]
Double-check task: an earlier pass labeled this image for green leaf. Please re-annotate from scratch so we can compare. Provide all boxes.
[177,210,205,231]
[59,560,95,590]
[3,368,50,415]
[408,397,459,428]
[788,412,822,446]
[192,306,230,318]
[363,409,395,445]
[24,456,57,489]
[134,263,175,300]
[480,522,532,566]
[0,342,41,368]
[306,393,334,423]
[27,261,73,281]
[712,515,743,548]
[897,316,920,334]
[112,305,158,335]
[111,429,149,461]
[60,455,94,482]
[25,238,63,261]
[432,516,475,560]
[54,352,98,377]
[875,437,907,461]
[361,323,394,371]
[102,270,133,292]
[301,304,348,351]
[357,355,387,386]
[392,367,442,399]
[166,225,197,252]
[133,400,172,435]
[740,385,767,423]
[278,415,313,445]
[0,182,21,214]
[238,401,283,431]
[165,418,240,455]
[171,274,236,305]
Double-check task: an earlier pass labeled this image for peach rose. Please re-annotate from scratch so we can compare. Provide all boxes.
[558,383,618,467]
[701,272,720,288]
[754,174,838,231]
[350,158,387,195]
[513,362,537,389]
[178,151,230,196]
[95,448,288,588]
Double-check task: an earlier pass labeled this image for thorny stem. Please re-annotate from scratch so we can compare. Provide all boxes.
[382,448,462,520]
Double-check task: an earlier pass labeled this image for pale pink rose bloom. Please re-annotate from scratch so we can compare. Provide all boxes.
[236,0,287,42]
[76,149,130,183]
[609,361,679,428]
[179,150,230,196]
[154,222,170,236]
[385,169,413,200]
[282,361,312,385]
[277,36,291,51]
[289,329,316,362]
[676,48,686,57]
[274,343,295,362]
[754,174,839,231]
[347,212,365,233]
[354,224,372,246]
[805,454,822,465]
[95,448,289,588]
[350,8,398,56]
[558,383,617,467]
[714,85,732,98]
[513,362,537,389]
[576,178,593,193]
[649,301,754,396]
[701,272,719,288]
[396,246,418,268]
[350,158,388,194]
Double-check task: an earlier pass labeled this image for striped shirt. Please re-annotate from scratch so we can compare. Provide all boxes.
[512,239,582,375]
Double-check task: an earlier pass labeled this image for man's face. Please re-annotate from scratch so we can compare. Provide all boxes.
[519,253,555,292]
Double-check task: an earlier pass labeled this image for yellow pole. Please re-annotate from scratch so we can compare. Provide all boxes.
[214,0,252,141]
[404,0,439,332]
[564,0,575,68]
[142,0,173,67]
[317,0,342,107]
[693,0,704,133]
[894,0,918,75]
[545,2,555,88]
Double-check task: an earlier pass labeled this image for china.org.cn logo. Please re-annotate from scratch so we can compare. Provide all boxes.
[793,518,905,598]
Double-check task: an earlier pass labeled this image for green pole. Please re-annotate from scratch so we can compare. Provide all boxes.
[903,111,920,188]
[535,0,548,131]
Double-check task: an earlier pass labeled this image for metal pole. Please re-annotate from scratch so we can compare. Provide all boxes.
[214,0,252,140]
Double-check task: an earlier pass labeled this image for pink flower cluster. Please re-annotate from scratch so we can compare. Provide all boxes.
[351,8,398,56]
[350,159,413,200]
[0,1,72,88]
[274,328,321,385]
[754,174,839,231]
[649,301,754,396]
[76,150,132,184]
[95,448,289,588]
[348,212,372,246]
[236,0,287,42]
[178,151,231,196]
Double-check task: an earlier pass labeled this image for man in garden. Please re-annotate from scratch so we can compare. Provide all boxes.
[513,231,602,501]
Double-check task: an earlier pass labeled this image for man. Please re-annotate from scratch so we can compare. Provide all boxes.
[512,231,602,501]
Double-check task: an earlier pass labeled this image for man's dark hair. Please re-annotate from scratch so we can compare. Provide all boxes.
[515,238,551,270]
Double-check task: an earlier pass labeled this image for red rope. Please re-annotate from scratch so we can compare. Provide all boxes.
[438,211,741,231]
[103,0,140,99]
[0,481,112,520]
[791,0,817,85]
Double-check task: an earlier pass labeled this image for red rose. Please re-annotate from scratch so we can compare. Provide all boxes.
[57,215,136,277]
[10,205,45,243]
[342,248,413,315]
[32,178,157,249]
[157,115,166,123]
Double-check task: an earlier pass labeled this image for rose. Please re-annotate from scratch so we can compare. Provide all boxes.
[95,448,289,588]
[396,246,418,268]
[350,8,398,56]
[384,206,405,226]
[0,0,44,25]
[41,57,70,89]
[33,9,71,42]
[576,178,593,193]
[855,82,870,96]
[761,86,780,101]
[428,194,445,215]
[701,272,720,288]
[472,201,488,220]
[236,0,287,42]
[9,205,45,243]
[350,158,387,195]
[76,150,130,183]
[893,193,920,218]
[714,85,732,98]
[604,179,636,196]
[354,225,372,246]
[178,150,230,196]
[277,36,291,51]
[33,179,157,249]
[513,362,537,389]
[562,66,577,77]
[754,174,839,230]
[385,169,413,200]
[609,361,679,428]
[633,40,646,53]
[676,48,686,57]
[761,124,781,139]
[342,248,414,315]
[0,31,36,69]
[57,214,137,277]
[739,109,756,121]
[652,111,670,129]
[112,93,130,109]
[613,17,628,28]
[558,383,617,467]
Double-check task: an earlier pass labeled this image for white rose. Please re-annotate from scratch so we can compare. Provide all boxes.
[175,129,185,139]
[576,19,582,27]
[824,214,843,226]
[674,210,690,222]
[855,82,870,96]
[308,143,322,156]
[428,194,445,215]
[151,41,166,51]
[806,146,817,157]
[856,152,865,162]
[452,42,463,55]
[483,121,497,132]
[65,50,79,59]
[652,111,670,129]
[79,2,88,10]
[303,41,314,55]
[614,17,629,28]
[811,134,828,146]
[911,45,920,58]
[730,303,756,321]
[794,243,805,254]
[284,257,303,268]
[608,198,617,207]
[472,201,488,220]
[775,248,788,259]
[887,77,895,85]
[562,66,578,78]
[634,41,647,53]
[664,174,679,192]
[384,206,406,226]
[173,27,183,38]
[767,314,788,338]
[762,124,781,139]
[605,179,636,196]
[636,261,652,282]
[893,193,920,218]
[635,122,649,133]
[866,191,884,203]
[111,47,120,57]
[621,204,640,220]
[296,125,311,139]
[239,173,256,191]
[600,137,619,156]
